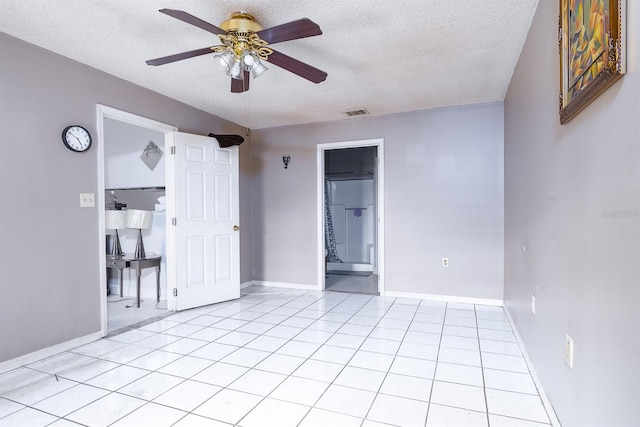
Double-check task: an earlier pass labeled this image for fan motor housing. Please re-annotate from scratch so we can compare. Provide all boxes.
[220,12,262,33]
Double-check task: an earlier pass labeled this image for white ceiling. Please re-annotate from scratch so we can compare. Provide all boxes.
[1,0,539,130]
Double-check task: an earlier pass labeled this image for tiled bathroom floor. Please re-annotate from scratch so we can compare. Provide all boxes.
[0,286,554,426]
[325,273,378,295]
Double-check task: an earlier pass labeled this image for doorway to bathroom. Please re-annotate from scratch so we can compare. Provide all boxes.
[317,139,385,295]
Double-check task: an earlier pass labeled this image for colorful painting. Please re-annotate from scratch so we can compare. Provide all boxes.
[559,0,625,124]
[567,0,607,99]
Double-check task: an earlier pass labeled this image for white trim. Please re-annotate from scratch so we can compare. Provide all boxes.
[96,105,178,334]
[383,290,503,307]
[96,107,107,337]
[240,281,255,289]
[97,105,178,131]
[251,281,317,291]
[504,307,562,427]
[317,138,385,294]
[164,131,177,311]
[327,262,373,272]
[0,332,103,375]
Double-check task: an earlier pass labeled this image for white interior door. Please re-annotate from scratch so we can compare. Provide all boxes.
[168,131,240,311]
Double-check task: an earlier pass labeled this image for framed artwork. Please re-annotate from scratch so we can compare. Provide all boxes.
[559,0,626,124]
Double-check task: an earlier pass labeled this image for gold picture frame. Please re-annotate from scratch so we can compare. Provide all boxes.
[559,0,626,124]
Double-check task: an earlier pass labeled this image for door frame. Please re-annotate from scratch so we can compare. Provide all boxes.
[96,104,178,336]
[316,138,385,293]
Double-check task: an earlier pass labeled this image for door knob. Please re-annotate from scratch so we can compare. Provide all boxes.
[233,225,240,231]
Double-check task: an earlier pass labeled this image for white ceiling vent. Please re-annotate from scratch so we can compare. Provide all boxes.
[344,109,369,117]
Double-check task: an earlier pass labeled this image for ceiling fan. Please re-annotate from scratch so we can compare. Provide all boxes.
[146,9,328,93]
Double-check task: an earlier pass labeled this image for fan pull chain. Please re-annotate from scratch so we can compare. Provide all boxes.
[244,87,252,133]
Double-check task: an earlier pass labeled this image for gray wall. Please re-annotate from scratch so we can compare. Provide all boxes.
[104,118,166,189]
[0,33,252,362]
[503,2,640,426]
[252,103,504,300]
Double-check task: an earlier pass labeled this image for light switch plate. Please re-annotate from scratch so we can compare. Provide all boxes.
[80,193,95,208]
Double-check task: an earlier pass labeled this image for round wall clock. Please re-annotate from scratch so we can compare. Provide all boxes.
[62,125,92,152]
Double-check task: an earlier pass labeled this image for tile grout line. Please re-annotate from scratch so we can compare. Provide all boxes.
[423,301,448,427]
[360,298,426,427]
[476,304,491,427]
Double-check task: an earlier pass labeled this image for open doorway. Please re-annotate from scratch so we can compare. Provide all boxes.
[317,139,385,295]
[97,105,178,335]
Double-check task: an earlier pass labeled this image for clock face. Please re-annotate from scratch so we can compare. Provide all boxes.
[62,125,92,152]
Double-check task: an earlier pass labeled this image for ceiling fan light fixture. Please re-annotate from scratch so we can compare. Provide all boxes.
[241,50,256,69]
[238,50,268,77]
[145,9,327,92]
[250,60,268,78]
[228,58,244,80]
[214,50,234,72]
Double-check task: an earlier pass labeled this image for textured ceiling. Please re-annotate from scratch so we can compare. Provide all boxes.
[1,1,539,129]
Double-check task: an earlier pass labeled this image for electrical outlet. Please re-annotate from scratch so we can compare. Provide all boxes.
[80,193,95,208]
[565,333,574,368]
[442,258,449,267]
[531,294,536,315]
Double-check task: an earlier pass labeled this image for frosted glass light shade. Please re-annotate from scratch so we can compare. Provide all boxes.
[251,60,268,78]
[214,50,234,72]
[126,209,153,230]
[228,58,243,80]
[242,50,256,70]
[105,210,127,230]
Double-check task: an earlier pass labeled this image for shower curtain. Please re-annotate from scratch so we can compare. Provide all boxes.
[324,178,343,263]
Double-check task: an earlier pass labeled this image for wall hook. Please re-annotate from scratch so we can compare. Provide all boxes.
[283,156,291,169]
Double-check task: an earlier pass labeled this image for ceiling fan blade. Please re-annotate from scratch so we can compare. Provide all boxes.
[267,50,327,83]
[159,9,225,35]
[257,18,322,44]
[231,71,250,93]
[146,47,214,66]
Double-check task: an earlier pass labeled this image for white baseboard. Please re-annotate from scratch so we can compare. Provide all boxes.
[250,281,317,291]
[0,331,103,375]
[327,262,374,272]
[240,281,255,289]
[108,284,119,295]
[382,290,503,306]
[504,306,561,427]
[246,282,503,306]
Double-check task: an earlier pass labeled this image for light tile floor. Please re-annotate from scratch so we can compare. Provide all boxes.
[325,273,378,295]
[107,295,170,333]
[0,286,554,426]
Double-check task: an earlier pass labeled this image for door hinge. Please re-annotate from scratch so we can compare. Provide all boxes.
[170,146,176,155]
[172,217,177,226]
[173,288,178,297]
